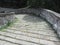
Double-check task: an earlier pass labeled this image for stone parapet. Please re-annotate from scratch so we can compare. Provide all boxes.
[0,11,15,28]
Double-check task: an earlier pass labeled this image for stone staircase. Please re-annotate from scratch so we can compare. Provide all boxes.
[0,14,60,45]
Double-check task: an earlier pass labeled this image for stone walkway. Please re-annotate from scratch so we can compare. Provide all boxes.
[0,14,60,45]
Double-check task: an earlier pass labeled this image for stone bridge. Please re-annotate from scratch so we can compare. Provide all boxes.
[0,8,60,45]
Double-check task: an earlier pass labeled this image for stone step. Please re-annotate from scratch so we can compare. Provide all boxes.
[0,30,59,42]
[7,28,57,37]
[12,21,52,29]
[39,39,58,45]
[0,40,17,45]
[0,34,38,45]
[8,26,55,36]
[0,31,40,44]
[9,23,54,33]
[0,31,57,45]
[5,29,59,42]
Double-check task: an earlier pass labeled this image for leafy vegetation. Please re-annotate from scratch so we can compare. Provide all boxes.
[0,0,60,13]
[27,0,60,13]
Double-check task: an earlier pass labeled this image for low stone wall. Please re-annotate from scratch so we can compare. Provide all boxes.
[40,9,60,38]
[0,12,15,28]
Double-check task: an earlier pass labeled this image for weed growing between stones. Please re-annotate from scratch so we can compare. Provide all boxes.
[0,17,18,31]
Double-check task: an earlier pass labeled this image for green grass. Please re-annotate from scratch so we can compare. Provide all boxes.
[0,17,18,31]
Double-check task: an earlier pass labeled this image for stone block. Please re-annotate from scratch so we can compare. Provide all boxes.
[41,9,60,38]
[0,11,15,27]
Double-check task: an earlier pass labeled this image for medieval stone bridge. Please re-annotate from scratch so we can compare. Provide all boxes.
[0,14,60,45]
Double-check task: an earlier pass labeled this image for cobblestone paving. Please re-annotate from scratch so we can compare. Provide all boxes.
[0,14,60,45]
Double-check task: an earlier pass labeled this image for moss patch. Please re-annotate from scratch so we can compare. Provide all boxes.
[0,17,18,31]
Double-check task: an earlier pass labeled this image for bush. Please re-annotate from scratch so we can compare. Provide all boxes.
[27,0,60,13]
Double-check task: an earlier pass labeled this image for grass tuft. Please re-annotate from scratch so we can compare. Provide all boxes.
[0,17,18,31]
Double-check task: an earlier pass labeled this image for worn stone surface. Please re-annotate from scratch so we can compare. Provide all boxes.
[0,14,59,45]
